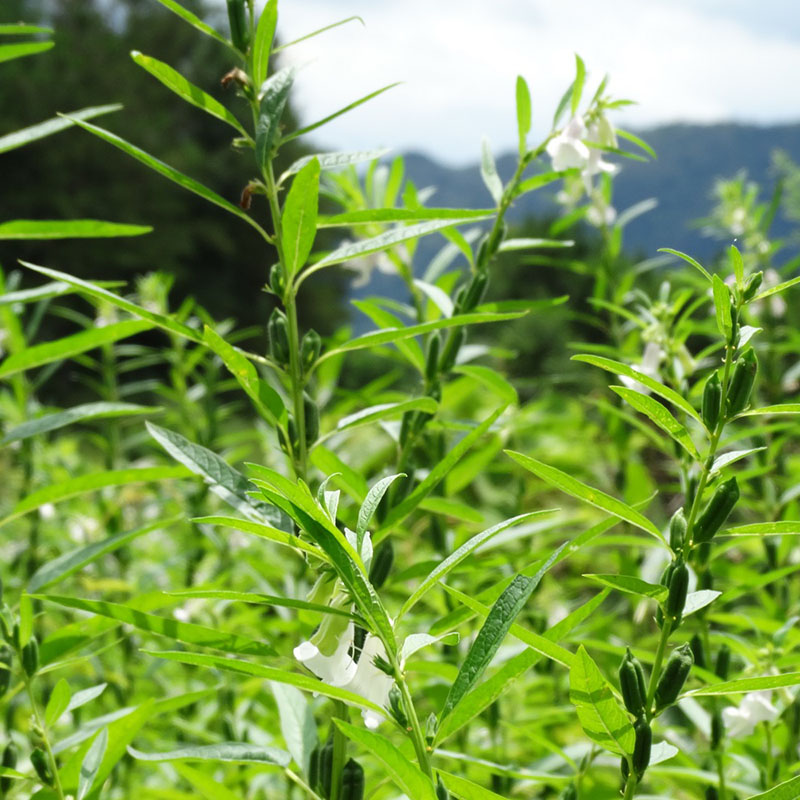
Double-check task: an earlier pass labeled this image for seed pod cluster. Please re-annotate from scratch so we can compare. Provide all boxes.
[654,643,693,711]
[0,646,11,699]
[619,648,647,717]
[693,477,739,545]
[459,272,489,313]
[303,393,319,447]
[21,637,39,677]
[30,747,53,786]
[1,742,16,795]
[726,347,758,416]
[715,644,731,680]
[341,758,365,800]
[268,308,290,367]
[669,508,687,552]
[301,330,321,372]
[632,717,652,780]
[702,371,722,430]
[666,560,689,626]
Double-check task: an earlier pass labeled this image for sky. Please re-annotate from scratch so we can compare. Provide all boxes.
[269,0,800,166]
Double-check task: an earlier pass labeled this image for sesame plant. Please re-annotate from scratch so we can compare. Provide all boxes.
[2,2,800,800]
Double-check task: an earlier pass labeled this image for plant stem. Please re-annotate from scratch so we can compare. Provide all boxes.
[24,675,66,800]
[645,619,672,718]
[764,721,773,788]
[329,701,348,800]
[286,767,325,800]
[622,770,637,800]
[395,669,433,778]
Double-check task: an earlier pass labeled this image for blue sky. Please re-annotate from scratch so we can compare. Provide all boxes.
[271,0,800,165]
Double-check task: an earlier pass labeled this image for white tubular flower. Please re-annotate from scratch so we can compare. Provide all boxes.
[619,341,664,394]
[293,614,357,687]
[586,190,617,227]
[722,690,780,738]
[547,116,591,172]
[584,116,618,181]
[350,634,395,729]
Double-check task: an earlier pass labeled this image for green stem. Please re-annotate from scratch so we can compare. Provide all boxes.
[24,675,65,800]
[395,669,433,778]
[645,619,672,718]
[329,701,348,800]
[764,721,773,788]
[285,768,325,800]
[622,766,637,800]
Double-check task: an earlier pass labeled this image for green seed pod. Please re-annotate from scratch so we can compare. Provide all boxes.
[558,785,578,800]
[269,262,285,297]
[425,332,441,384]
[436,776,450,800]
[268,308,290,366]
[619,648,647,717]
[689,633,706,670]
[697,543,713,569]
[711,708,724,750]
[369,540,394,589]
[666,561,689,623]
[669,508,687,552]
[693,477,739,544]
[30,747,53,786]
[438,328,466,374]
[729,300,739,344]
[715,644,731,680]
[341,758,364,800]
[287,416,299,452]
[319,737,334,799]
[743,271,763,302]
[632,717,652,780]
[1,741,17,795]
[726,347,758,416]
[22,637,38,677]
[654,643,693,711]
[702,371,722,430]
[0,646,11,699]
[226,0,250,53]
[461,272,489,312]
[706,788,719,800]
[308,745,321,793]
[303,393,319,447]
[301,329,322,372]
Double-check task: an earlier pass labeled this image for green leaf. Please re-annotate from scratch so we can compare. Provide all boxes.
[317,207,492,227]
[131,52,246,135]
[738,404,800,416]
[357,474,406,541]
[380,406,507,534]
[0,280,119,307]
[480,136,503,204]
[658,248,712,282]
[441,771,508,800]
[570,54,586,114]
[66,684,107,714]
[0,220,152,240]
[77,728,107,800]
[744,775,800,800]
[335,398,438,432]
[584,574,667,601]
[498,237,574,251]
[453,364,517,404]
[144,650,387,715]
[128,742,289,767]
[192,516,326,560]
[320,313,523,363]
[270,683,317,774]
[170,590,358,621]
[0,40,53,63]
[400,631,459,664]
[252,0,278,86]
[616,128,657,160]
[399,512,556,618]
[0,319,152,379]
[505,451,663,540]
[19,262,204,344]
[150,0,231,47]
[282,157,320,277]
[725,521,800,536]
[2,402,159,447]
[514,170,570,197]
[255,66,295,169]
[62,116,267,239]
[45,678,72,728]
[0,103,120,155]
[687,672,800,697]
[272,16,364,54]
[683,589,721,616]
[0,466,189,527]
[0,23,54,34]
[752,275,800,302]
[610,385,699,458]
[173,763,241,800]
[333,720,437,800]
[279,148,391,184]
[147,422,290,530]
[730,245,744,287]
[710,447,765,475]
[572,354,705,428]
[516,75,532,155]
[569,645,635,756]
[440,544,566,721]
[28,517,177,593]
[712,273,733,340]
[38,595,276,657]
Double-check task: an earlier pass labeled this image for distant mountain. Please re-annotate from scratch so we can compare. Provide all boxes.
[401,122,800,262]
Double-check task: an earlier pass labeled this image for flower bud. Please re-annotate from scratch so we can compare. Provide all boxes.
[743,271,763,302]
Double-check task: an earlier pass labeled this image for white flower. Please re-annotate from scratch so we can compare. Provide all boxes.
[584,116,618,182]
[722,690,779,738]
[38,502,56,521]
[349,634,395,729]
[619,341,664,394]
[586,190,617,227]
[293,615,357,688]
[546,116,591,172]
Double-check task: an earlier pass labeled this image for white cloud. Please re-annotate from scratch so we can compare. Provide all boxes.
[271,0,800,164]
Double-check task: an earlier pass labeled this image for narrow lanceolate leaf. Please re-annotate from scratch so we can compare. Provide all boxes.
[318,208,492,227]
[0,319,152,379]
[498,237,574,251]
[683,589,721,616]
[0,466,189,527]
[151,0,232,47]
[725,521,800,536]
[0,23,54,34]
[710,447,765,475]
[752,275,800,302]
[131,52,246,135]
[658,248,712,282]
[28,517,177,592]
[1,402,159,447]
[252,0,278,85]
[738,404,800,416]
[147,422,290,531]
[441,772,508,800]
[480,136,503,204]
[63,116,268,239]
[0,220,152,240]
[570,645,635,756]
[255,66,295,168]
[399,511,556,618]
[744,775,800,800]
[584,574,667,601]
[712,273,733,340]
[279,148,390,183]
[572,354,705,428]
[128,743,289,767]
[506,451,663,540]
[333,720,437,800]
[0,40,53,63]
[0,103,120,155]
[145,650,387,715]
[336,398,438,432]
[687,672,800,697]
[516,75,532,154]
[281,157,320,277]
[440,544,565,721]
[610,385,699,458]
[77,728,107,800]
[357,474,406,542]
[45,678,72,727]
[38,595,276,657]
[270,683,317,775]
[171,590,358,620]
[454,364,518,404]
